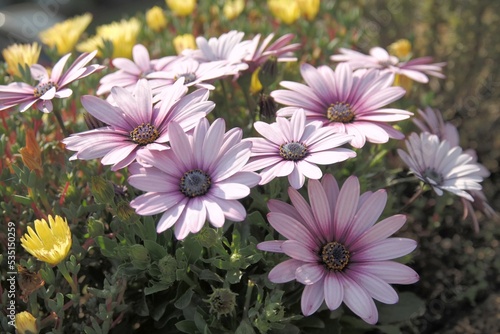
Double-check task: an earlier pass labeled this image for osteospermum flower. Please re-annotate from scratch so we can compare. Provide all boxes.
[397,132,485,201]
[20,215,72,266]
[258,175,419,323]
[244,108,356,188]
[413,107,459,146]
[244,33,300,73]
[97,44,176,96]
[63,79,214,171]
[182,30,250,72]
[2,42,41,78]
[39,13,92,55]
[331,47,446,84]
[0,50,103,113]
[128,118,260,239]
[271,63,412,148]
[148,57,239,90]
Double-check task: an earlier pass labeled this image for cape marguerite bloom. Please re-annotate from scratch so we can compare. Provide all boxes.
[271,63,412,148]
[148,57,240,90]
[244,33,300,73]
[63,79,214,170]
[397,132,485,201]
[331,47,446,84]
[413,106,459,146]
[244,108,356,188]
[97,44,176,96]
[0,51,103,113]
[20,215,72,266]
[128,118,260,239]
[258,175,419,324]
[182,30,250,72]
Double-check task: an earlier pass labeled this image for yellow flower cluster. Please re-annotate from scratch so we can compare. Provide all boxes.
[268,0,320,24]
[20,215,72,266]
[39,13,92,55]
[388,39,412,59]
[77,18,141,59]
[173,34,196,54]
[1,43,41,78]
[223,0,245,20]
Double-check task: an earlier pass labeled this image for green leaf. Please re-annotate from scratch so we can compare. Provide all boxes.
[174,288,194,310]
[175,320,197,334]
[95,236,117,257]
[377,292,425,324]
[12,195,32,205]
[235,319,256,334]
[144,240,168,260]
[144,282,173,296]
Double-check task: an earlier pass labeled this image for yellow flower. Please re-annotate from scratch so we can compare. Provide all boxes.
[250,68,263,94]
[166,0,196,16]
[388,39,412,59]
[1,42,41,78]
[173,34,196,55]
[146,6,168,32]
[19,128,43,176]
[393,73,413,92]
[39,13,92,55]
[20,215,72,266]
[15,311,38,334]
[223,0,245,20]
[297,0,320,20]
[268,0,300,24]
[77,18,141,59]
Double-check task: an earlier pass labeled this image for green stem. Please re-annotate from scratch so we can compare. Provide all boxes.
[57,262,78,294]
[242,279,255,320]
[52,108,69,137]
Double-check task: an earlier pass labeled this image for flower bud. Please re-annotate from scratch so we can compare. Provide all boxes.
[146,6,168,32]
[205,288,237,319]
[90,176,115,205]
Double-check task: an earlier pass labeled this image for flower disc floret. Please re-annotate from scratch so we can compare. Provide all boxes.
[130,123,160,145]
[327,102,354,123]
[279,142,307,161]
[180,169,212,197]
[321,241,350,271]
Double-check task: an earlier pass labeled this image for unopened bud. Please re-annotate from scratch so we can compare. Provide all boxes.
[205,288,237,319]
[258,93,277,120]
[90,176,115,205]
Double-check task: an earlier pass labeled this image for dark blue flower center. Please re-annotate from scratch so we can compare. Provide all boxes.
[180,169,212,197]
[33,81,58,97]
[175,72,197,84]
[321,241,350,271]
[327,102,355,123]
[279,142,307,161]
[422,168,444,185]
[130,123,159,145]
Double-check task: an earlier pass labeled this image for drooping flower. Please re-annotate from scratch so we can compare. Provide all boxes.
[397,132,485,201]
[0,51,103,113]
[96,44,176,96]
[331,46,446,84]
[413,107,459,146]
[19,127,43,176]
[77,18,141,58]
[244,33,301,73]
[271,63,412,148]
[2,42,41,78]
[166,0,196,16]
[128,118,260,239]
[173,34,197,54]
[39,13,92,55]
[223,0,245,20]
[20,215,72,266]
[15,311,39,334]
[146,6,168,32]
[182,30,250,72]
[268,0,300,24]
[63,79,213,171]
[258,175,419,323]
[244,108,356,188]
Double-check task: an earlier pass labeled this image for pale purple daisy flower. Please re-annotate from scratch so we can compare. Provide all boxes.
[331,47,446,84]
[244,33,301,73]
[0,50,103,113]
[128,118,260,239]
[147,57,240,91]
[271,63,413,148]
[413,107,459,146]
[397,132,485,201]
[97,44,176,96]
[243,108,356,189]
[258,174,419,324]
[63,78,214,171]
[182,30,250,72]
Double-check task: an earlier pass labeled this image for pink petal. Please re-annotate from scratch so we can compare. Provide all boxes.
[281,240,319,263]
[347,270,399,304]
[267,212,318,249]
[341,274,378,324]
[352,238,417,262]
[350,261,419,284]
[308,179,332,241]
[301,279,325,316]
[334,176,360,241]
[324,272,344,310]
[257,240,285,253]
[156,198,188,232]
[295,263,325,285]
[349,214,407,252]
[268,259,304,283]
